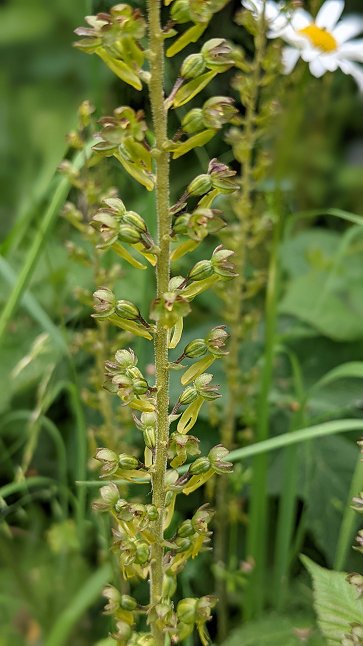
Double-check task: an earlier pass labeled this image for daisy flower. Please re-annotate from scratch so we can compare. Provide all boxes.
[242,0,292,37]
[242,0,363,90]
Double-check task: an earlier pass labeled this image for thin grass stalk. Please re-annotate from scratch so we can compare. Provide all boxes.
[0,144,92,345]
[245,199,281,617]
[272,351,306,609]
[334,455,363,570]
[146,2,171,642]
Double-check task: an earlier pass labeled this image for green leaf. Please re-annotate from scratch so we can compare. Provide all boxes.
[312,362,363,392]
[222,614,325,645]
[299,437,359,564]
[166,23,207,58]
[172,71,218,108]
[280,227,363,341]
[302,555,363,644]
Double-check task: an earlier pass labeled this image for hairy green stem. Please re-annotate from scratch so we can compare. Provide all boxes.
[147,2,171,643]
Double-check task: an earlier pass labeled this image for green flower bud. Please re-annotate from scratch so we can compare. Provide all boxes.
[146,505,159,521]
[184,338,208,359]
[115,499,133,521]
[187,173,213,196]
[115,348,137,369]
[352,493,363,512]
[195,373,220,400]
[171,0,192,23]
[118,454,139,470]
[95,448,119,476]
[93,287,116,318]
[211,245,237,277]
[78,99,95,128]
[188,259,213,282]
[123,210,147,233]
[163,574,177,599]
[177,598,197,624]
[179,385,198,405]
[120,594,138,611]
[103,585,121,614]
[132,377,149,395]
[111,620,133,642]
[99,483,119,507]
[115,299,141,320]
[91,211,119,247]
[189,456,211,475]
[136,542,150,564]
[202,38,235,69]
[173,213,191,236]
[208,444,233,474]
[182,108,205,134]
[202,96,238,129]
[102,197,127,216]
[174,536,192,552]
[178,519,194,538]
[143,427,156,450]
[346,572,363,597]
[118,224,142,244]
[192,504,214,533]
[205,325,229,356]
[181,53,205,79]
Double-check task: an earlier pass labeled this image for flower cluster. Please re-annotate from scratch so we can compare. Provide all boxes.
[74,3,238,642]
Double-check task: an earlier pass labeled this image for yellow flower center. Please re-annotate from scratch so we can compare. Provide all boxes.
[298,24,337,52]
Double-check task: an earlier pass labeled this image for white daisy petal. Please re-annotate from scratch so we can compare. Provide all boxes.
[316,0,344,31]
[301,47,320,63]
[282,46,300,74]
[321,53,339,71]
[333,16,363,44]
[338,59,363,91]
[309,57,327,77]
[291,8,312,31]
[339,39,363,62]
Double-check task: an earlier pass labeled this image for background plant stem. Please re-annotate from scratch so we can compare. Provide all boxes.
[147,2,171,643]
[215,9,266,634]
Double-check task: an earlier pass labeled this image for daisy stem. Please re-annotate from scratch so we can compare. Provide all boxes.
[146,1,171,643]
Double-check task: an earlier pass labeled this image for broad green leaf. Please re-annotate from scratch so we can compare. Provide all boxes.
[302,556,363,645]
[166,23,207,57]
[280,227,363,341]
[312,362,363,392]
[223,614,325,645]
[172,71,218,108]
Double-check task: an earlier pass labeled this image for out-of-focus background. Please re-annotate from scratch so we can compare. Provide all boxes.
[1,1,363,644]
